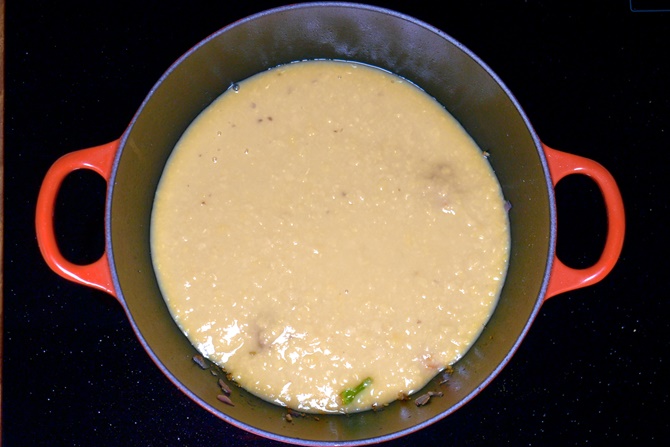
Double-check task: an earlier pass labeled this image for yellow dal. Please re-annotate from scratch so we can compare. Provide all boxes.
[151,60,510,413]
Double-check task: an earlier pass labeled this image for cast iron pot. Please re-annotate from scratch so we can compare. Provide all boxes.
[36,3,625,445]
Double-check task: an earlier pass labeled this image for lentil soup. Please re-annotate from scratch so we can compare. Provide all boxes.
[151,60,510,413]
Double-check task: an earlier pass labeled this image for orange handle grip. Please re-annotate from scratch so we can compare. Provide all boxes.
[35,140,120,298]
[543,144,625,299]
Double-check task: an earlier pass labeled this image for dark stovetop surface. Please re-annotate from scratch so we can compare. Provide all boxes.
[3,1,669,445]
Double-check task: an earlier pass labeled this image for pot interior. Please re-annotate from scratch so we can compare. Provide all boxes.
[108,3,552,444]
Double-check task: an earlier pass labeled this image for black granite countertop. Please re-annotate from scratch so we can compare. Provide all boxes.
[3,1,669,445]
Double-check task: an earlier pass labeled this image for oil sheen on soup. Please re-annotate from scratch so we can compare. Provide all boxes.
[151,60,510,414]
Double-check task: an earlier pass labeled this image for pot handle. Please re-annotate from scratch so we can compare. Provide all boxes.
[35,140,119,298]
[543,144,625,299]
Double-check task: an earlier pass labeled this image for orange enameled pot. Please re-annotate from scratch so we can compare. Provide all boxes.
[35,3,625,445]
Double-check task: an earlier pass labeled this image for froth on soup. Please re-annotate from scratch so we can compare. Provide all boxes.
[151,60,510,414]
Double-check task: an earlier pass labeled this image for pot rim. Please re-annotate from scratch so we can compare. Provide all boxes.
[104,2,554,445]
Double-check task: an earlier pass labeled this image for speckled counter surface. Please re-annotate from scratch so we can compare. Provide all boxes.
[3,1,669,445]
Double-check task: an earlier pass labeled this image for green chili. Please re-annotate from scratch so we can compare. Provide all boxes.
[340,377,373,405]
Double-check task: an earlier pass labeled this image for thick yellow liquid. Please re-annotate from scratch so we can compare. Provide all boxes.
[151,60,509,413]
